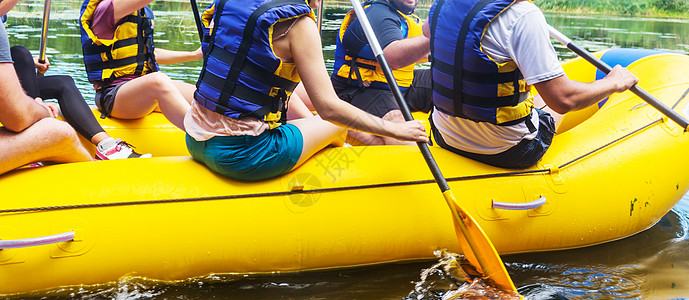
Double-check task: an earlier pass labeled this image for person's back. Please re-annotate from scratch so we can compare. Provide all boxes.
[427,0,637,169]
[185,0,427,181]
[332,1,420,91]
[328,0,432,145]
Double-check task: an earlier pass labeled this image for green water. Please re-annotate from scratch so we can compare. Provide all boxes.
[4,1,689,299]
[6,1,689,102]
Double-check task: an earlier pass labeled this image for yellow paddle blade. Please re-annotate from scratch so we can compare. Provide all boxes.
[442,190,518,293]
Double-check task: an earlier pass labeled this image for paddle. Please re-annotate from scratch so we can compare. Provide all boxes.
[316,0,324,34]
[548,25,689,131]
[37,0,51,76]
[347,0,518,293]
[190,0,203,42]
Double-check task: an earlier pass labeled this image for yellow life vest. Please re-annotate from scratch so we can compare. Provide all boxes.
[80,0,158,84]
[332,2,423,90]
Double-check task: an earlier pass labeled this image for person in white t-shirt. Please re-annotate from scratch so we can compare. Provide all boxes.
[425,0,638,169]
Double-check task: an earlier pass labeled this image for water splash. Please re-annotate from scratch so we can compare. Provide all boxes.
[406,250,521,300]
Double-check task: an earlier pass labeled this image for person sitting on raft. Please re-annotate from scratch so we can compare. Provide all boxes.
[184,0,428,181]
[0,0,92,175]
[425,0,638,169]
[8,41,148,160]
[80,0,202,159]
[328,0,432,145]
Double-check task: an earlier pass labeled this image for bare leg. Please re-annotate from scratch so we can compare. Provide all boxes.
[172,80,197,104]
[379,110,415,145]
[288,115,346,169]
[110,72,190,130]
[0,118,92,175]
[346,129,384,145]
[345,110,414,146]
[293,82,315,111]
[90,132,111,145]
[287,91,315,120]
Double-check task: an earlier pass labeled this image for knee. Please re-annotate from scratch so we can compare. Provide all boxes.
[42,119,81,146]
[52,75,81,93]
[145,72,174,91]
[382,110,405,123]
[10,46,33,65]
[53,75,77,86]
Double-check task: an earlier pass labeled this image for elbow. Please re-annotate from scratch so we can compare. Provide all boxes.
[386,61,404,70]
[386,56,416,70]
[540,94,578,115]
[548,102,574,115]
[4,119,32,133]
[317,109,339,123]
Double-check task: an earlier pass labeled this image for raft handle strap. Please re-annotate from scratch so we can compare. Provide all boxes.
[492,196,546,211]
[0,231,74,249]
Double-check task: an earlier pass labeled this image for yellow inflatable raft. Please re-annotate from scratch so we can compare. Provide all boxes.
[2,49,689,295]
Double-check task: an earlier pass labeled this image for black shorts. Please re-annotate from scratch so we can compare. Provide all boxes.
[432,109,556,169]
[332,69,433,118]
[94,82,126,119]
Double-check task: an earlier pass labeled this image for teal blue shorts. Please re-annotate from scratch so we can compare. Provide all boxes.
[186,124,304,181]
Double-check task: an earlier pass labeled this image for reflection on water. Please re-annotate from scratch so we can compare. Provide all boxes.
[3,1,689,299]
[508,199,689,299]
[546,13,689,60]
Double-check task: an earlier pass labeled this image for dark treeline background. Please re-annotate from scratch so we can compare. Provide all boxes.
[325,0,689,16]
[533,0,688,16]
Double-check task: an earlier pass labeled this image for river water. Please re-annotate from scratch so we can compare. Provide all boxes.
[4,1,689,299]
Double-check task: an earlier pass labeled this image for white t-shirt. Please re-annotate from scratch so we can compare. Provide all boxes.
[432,1,564,154]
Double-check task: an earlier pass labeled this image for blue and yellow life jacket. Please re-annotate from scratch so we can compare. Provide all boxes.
[429,0,534,126]
[194,0,312,129]
[332,1,423,90]
[79,0,158,84]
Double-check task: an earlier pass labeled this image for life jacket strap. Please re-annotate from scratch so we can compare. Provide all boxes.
[451,0,494,118]
[205,46,298,91]
[199,69,288,119]
[82,8,157,81]
[209,0,305,116]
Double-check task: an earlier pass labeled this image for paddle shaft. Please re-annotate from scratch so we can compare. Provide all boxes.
[548,25,689,131]
[38,0,51,75]
[346,3,446,190]
[348,0,517,292]
[190,0,203,42]
[317,0,324,34]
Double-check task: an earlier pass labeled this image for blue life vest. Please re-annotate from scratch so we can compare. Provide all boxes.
[429,0,533,126]
[331,1,422,91]
[80,0,158,84]
[195,0,312,129]
[1,15,6,23]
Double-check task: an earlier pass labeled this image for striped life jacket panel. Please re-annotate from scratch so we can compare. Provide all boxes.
[80,0,158,84]
[194,0,312,129]
[429,0,534,125]
[332,1,422,90]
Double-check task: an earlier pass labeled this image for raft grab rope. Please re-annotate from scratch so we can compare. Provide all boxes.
[2,87,688,215]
